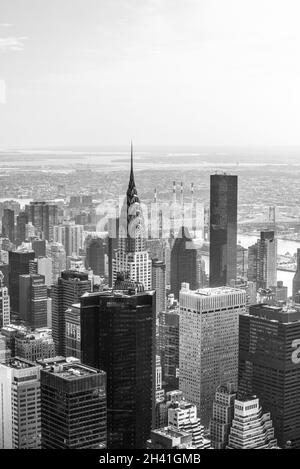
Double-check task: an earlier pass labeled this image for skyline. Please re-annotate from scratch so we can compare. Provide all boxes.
[1,0,300,147]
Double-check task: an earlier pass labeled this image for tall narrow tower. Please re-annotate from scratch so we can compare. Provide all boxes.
[113,143,152,289]
[209,174,238,287]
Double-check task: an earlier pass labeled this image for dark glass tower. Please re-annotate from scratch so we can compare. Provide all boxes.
[19,274,48,328]
[239,303,300,448]
[80,288,156,449]
[2,209,15,243]
[209,174,238,287]
[170,226,201,299]
[9,250,36,312]
[40,358,106,449]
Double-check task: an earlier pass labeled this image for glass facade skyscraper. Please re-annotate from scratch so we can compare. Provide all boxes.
[209,174,238,288]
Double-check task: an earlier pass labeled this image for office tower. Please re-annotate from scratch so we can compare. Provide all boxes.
[0,272,10,327]
[293,248,300,299]
[179,283,246,427]
[170,226,201,299]
[152,258,166,314]
[37,256,53,286]
[9,250,36,312]
[168,400,211,449]
[112,146,152,290]
[32,239,46,257]
[15,329,55,362]
[19,274,48,329]
[81,287,156,449]
[53,223,84,256]
[0,358,41,449]
[26,202,58,241]
[247,231,277,289]
[2,208,15,243]
[148,427,195,449]
[209,174,238,288]
[65,304,81,359]
[236,244,248,278]
[108,217,119,287]
[26,222,36,239]
[239,303,300,448]
[227,396,278,449]
[51,271,91,356]
[210,383,237,449]
[158,308,179,392]
[16,211,28,246]
[155,355,164,403]
[86,236,106,276]
[40,358,106,449]
[49,242,66,282]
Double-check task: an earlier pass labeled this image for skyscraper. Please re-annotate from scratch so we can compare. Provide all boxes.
[293,248,300,299]
[40,357,106,449]
[210,383,237,449]
[209,174,238,288]
[158,308,179,392]
[112,144,152,290]
[49,242,66,282]
[247,231,277,289]
[85,236,106,276]
[170,226,201,299]
[9,250,36,312]
[81,287,156,449]
[152,258,166,314]
[19,274,48,329]
[51,270,91,356]
[53,223,84,257]
[26,202,58,241]
[2,208,15,243]
[239,303,300,448]
[0,358,41,449]
[16,211,28,246]
[226,395,278,449]
[179,283,246,427]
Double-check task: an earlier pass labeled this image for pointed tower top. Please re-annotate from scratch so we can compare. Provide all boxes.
[130,140,134,178]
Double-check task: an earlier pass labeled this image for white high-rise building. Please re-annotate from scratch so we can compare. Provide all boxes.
[227,396,278,449]
[179,283,246,427]
[49,242,66,282]
[0,358,41,448]
[0,272,10,327]
[210,383,237,449]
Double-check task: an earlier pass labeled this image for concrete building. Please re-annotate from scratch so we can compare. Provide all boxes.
[0,272,10,327]
[248,231,277,290]
[152,258,166,314]
[15,328,55,362]
[179,283,246,427]
[0,358,41,448]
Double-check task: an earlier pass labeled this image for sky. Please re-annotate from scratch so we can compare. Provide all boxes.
[1,0,300,148]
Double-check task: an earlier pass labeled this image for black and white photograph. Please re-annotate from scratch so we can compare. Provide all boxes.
[0,0,300,458]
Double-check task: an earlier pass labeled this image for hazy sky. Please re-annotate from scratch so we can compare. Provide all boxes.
[1,0,300,148]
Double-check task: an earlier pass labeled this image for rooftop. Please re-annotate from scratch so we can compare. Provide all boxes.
[152,426,190,439]
[181,285,246,297]
[6,357,37,369]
